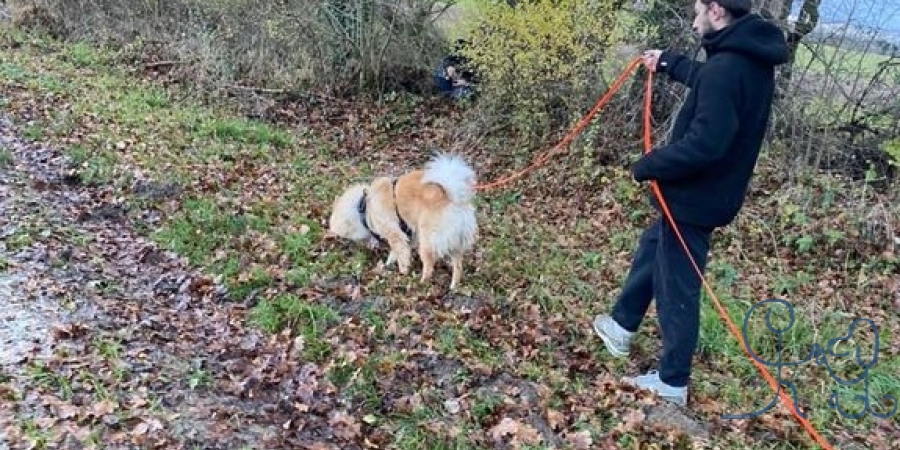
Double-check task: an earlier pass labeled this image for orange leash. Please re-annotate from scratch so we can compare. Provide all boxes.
[475,56,836,450]
[642,69,836,450]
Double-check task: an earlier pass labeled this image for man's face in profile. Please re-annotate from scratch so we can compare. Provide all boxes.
[692,0,715,36]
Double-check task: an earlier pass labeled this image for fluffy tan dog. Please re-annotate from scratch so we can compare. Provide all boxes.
[327,153,478,290]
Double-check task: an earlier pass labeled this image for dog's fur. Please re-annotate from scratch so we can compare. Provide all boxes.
[327,153,478,290]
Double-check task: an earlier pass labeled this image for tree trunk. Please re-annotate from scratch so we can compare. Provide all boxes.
[781,0,822,89]
[754,0,821,95]
[754,0,792,22]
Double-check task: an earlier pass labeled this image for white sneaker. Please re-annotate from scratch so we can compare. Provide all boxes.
[592,315,633,358]
[622,370,688,406]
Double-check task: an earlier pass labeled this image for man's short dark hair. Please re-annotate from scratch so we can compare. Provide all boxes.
[700,0,751,19]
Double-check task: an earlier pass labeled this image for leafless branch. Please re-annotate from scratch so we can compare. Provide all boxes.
[143,60,186,69]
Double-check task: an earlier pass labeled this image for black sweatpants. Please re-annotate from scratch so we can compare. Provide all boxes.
[611,216,714,388]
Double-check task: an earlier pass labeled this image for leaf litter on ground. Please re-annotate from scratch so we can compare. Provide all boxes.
[0,29,898,450]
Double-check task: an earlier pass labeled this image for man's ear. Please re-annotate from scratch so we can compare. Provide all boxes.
[708,2,728,20]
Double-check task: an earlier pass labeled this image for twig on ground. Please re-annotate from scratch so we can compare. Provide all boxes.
[223,84,287,95]
[143,60,187,69]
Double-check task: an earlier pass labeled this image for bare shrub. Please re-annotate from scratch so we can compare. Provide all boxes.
[773,24,899,186]
[8,0,65,38]
[6,0,454,97]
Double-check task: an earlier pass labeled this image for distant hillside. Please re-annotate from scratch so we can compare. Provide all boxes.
[803,21,900,55]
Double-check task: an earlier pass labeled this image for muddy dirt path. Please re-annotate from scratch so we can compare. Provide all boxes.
[0,116,288,449]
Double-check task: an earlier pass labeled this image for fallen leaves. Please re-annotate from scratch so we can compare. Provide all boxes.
[490,417,544,446]
[2,34,898,450]
[328,411,362,441]
[50,322,89,340]
[90,399,118,419]
[0,120,280,447]
[614,407,646,434]
[131,417,165,445]
[564,429,594,449]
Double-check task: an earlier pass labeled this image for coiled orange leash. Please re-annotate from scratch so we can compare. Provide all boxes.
[476,56,836,450]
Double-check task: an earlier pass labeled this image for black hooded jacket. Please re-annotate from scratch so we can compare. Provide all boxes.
[632,13,789,228]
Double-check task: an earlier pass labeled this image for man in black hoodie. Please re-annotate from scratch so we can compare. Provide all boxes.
[593,0,788,406]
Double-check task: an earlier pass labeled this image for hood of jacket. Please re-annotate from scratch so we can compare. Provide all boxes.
[701,13,789,65]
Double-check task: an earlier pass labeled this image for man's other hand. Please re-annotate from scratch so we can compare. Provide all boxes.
[641,50,662,72]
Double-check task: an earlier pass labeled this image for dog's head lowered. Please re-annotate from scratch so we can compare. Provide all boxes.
[327,183,372,242]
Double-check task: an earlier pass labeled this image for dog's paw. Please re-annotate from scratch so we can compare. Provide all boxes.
[367,237,380,250]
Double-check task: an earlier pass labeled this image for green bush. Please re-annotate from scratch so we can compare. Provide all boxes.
[458,0,627,146]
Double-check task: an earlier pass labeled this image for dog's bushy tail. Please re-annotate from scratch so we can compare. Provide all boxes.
[421,153,476,204]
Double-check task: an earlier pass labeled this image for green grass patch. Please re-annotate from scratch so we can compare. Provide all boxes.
[249,294,340,362]
[795,42,893,79]
[65,145,118,186]
[3,228,35,252]
[0,61,32,83]
[62,42,108,68]
[154,197,270,265]
[195,116,293,148]
[0,146,13,168]
[390,425,480,450]
[26,362,73,401]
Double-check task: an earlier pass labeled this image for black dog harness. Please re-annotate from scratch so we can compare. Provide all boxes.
[357,178,413,243]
